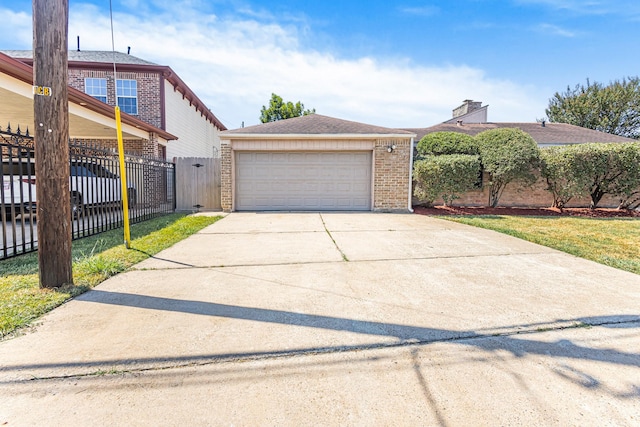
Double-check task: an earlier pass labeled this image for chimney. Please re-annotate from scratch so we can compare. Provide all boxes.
[457,120,463,126]
[453,99,482,118]
[541,119,546,127]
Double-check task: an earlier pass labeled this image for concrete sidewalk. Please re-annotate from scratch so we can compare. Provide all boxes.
[1,213,639,426]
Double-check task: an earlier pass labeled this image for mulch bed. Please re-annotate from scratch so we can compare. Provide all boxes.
[413,205,640,218]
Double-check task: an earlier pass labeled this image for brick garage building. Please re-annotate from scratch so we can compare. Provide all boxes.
[220,114,415,212]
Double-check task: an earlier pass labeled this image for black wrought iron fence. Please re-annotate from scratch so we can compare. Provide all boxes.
[1,128,175,260]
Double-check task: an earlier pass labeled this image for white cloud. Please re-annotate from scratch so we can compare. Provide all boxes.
[535,23,578,37]
[2,3,548,129]
[0,8,32,49]
[399,6,440,17]
[515,0,640,16]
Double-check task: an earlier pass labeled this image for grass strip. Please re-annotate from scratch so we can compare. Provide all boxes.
[0,213,221,339]
[442,215,640,275]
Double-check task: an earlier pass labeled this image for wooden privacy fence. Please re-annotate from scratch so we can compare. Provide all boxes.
[175,157,221,211]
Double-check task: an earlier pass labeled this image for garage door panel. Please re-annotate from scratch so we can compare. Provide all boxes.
[256,152,275,162]
[235,151,372,211]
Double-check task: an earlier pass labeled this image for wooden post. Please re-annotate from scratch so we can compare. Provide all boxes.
[33,0,73,288]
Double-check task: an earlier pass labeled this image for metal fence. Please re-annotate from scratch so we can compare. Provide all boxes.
[1,128,175,260]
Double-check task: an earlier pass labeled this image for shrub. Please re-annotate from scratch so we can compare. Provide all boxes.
[540,146,586,209]
[476,128,540,207]
[613,143,640,210]
[564,142,640,209]
[413,154,482,206]
[417,132,479,157]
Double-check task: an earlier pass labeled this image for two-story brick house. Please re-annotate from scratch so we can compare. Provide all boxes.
[2,49,226,160]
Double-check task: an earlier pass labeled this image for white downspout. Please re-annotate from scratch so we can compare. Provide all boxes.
[407,136,415,212]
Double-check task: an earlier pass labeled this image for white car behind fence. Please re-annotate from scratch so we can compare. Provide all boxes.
[2,159,136,221]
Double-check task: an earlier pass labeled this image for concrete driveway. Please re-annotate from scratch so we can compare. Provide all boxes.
[1,212,639,426]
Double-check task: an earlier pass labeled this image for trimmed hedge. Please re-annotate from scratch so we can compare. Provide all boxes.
[540,146,584,209]
[413,154,482,206]
[417,131,479,156]
[412,129,640,209]
[476,128,540,207]
[542,142,640,209]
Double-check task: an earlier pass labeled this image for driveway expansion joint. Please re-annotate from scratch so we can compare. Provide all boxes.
[320,214,349,261]
[131,251,553,271]
[10,318,638,384]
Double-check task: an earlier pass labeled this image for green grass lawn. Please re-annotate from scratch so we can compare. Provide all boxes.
[0,213,222,339]
[443,215,640,275]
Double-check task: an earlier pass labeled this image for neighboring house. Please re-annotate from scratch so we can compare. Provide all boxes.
[0,51,179,215]
[220,114,415,212]
[2,49,226,159]
[406,100,635,147]
[404,100,637,208]
[0,51,176,150]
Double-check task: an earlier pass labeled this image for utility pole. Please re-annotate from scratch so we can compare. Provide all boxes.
[33,0,73,288]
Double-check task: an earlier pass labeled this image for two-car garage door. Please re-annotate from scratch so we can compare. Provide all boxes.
[235,151,372,211]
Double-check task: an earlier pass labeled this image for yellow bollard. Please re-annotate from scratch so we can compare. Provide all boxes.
[115,106,131,248]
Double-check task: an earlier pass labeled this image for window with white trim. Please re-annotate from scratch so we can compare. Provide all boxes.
[116,79,138,115]
[84,78,107,103]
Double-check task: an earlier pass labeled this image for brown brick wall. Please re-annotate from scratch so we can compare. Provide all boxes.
[68,69,162,128]
[71,138,146,155]
[373,138,412,211]
[427,171,623,208]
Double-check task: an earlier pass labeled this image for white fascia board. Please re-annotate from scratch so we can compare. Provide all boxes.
[221,133,416,140]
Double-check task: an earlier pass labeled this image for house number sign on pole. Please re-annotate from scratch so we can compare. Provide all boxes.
[33,86,52,96]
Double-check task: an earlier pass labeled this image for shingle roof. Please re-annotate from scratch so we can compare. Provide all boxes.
[223,114,415,136]
[0,50,157,65]
[405,122,636,144]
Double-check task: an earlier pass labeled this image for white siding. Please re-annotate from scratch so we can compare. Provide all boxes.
[164,80,222,159]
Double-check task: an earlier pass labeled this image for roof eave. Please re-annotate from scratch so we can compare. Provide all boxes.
[68,90,178,141]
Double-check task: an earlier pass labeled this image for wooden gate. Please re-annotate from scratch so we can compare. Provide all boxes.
[174,157,221,211]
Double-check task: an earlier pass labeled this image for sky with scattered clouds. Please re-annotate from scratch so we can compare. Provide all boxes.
[2,0,639,129]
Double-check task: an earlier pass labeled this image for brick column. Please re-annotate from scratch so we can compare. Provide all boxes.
[142,133,161,207]
[221,141,232,212]
[373,138,412,212]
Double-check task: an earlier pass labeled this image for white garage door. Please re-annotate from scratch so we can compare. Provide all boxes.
[235,151,372,211]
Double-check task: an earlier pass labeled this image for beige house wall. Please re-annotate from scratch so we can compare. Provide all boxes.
[164,80,222,160]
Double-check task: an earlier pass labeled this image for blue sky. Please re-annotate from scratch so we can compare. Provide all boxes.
[2,0,640,129]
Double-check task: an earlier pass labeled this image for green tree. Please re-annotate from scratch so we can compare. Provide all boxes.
[413,155,481,206]
[546,77,640,139]
[416,132,479,157]
[475,128,540,207]
[260,93,315,123]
